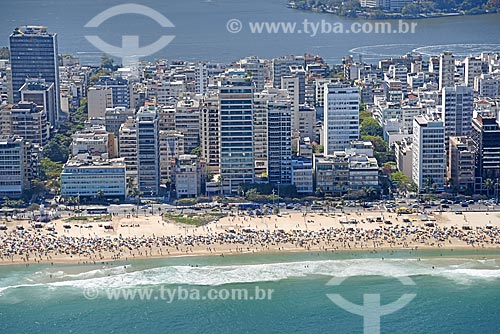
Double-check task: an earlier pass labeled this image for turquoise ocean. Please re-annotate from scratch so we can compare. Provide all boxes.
[1,249,500,333]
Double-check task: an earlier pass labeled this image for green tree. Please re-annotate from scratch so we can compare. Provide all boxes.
[100,55,120,71]
[44,135,72,163]
[39,158,63,180]
[390,171,412,192]
[39,158,63,192]
[359,110,371,121]
[190,146,202,157]
[314,145,324,154]
[245,188,260,202]
[361,135,387,152]
[360,117,383,137]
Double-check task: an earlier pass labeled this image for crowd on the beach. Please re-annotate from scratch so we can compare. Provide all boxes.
[1,223,500,264]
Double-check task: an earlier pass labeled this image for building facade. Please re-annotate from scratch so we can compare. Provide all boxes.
[0,136,26,198]
[136,106,160,196]
[10,101,49,146]
[61,155,126,198]
[323,84,360,155]
[412,115,445,191]
[267,98,292,184]
[471,115,500,190]
[448,136,475,192]
[9,26,60,124]
[218,70,255,192]
[19,79,56,128]
[175,154,201,198]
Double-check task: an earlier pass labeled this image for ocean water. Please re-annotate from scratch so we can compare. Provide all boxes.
[2,0,500,64]
[1,249,500,333]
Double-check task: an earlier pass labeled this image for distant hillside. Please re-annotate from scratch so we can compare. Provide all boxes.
[289,0,500,18]
[401,0,500,15]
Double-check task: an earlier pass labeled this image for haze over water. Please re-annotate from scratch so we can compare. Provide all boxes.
[2,0,500,65]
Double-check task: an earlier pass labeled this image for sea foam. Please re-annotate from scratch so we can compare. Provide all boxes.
[1,258,499,296]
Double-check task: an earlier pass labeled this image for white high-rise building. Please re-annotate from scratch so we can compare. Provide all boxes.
[281,65,306,132]
[253,92,269,180]
[387,64,408,95]
[412,114,445,191]
[267,97,292,184]
[200,90,220,173]
[87,86,113,120]
[159,130,184,185]
[281,75,300,131]
[315,78,341,107]
[475,74,500,98]
[118,118,137,189]
[272,55,304,88]
[238,56,268,92]
[156,81,186,103]
[19,79,57,128]
[175,97,200,153]
[289,66,306,104]
[439,52,455,90]
[464,56,483,88]
[9,101,50,146]
[175,154,201,198]
[324,84,360,155]
[442,86,473,149]
[136,106,160,196]
[218,70,255,192]
[195,62,208,95]
[0,136,26,198]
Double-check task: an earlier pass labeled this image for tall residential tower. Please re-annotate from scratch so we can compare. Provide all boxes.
[9,26,60,126]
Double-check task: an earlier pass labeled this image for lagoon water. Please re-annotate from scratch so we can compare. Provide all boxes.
[2,0,500,64]
[1,250,500,333]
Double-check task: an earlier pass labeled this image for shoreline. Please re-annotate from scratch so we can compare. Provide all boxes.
[2,210,500,266]
[2,243,500,268]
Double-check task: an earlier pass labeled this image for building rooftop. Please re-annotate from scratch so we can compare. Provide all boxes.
[11,26,53,37]
[65,154,124,169]
[19,79,53,92]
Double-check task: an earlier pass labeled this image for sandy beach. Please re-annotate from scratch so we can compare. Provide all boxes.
[1,209,500,265]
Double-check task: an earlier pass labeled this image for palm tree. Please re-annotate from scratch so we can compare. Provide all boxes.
[126,178,135,198]
[96,189,105,202]
[129,187,142,217]
[165,177,173,200]
[484,178,495,197]
[424,177,434,194]
[218,175,225,196]
[365,187,377,200]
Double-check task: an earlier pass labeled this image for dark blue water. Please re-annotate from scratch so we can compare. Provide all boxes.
[2,0,500,64]
[1,250,500,333]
